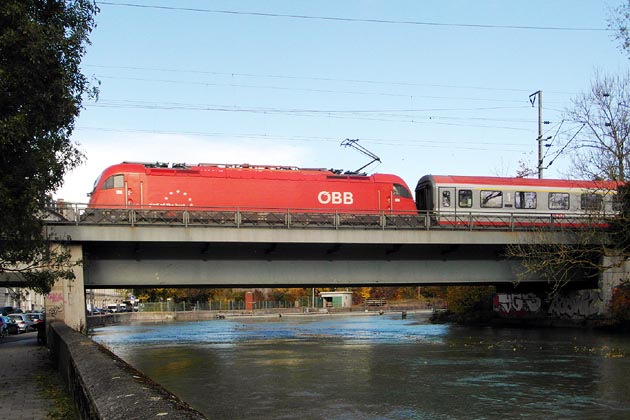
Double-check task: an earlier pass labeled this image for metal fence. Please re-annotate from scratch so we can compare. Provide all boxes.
[45,203,609,232]
[134,298,446,313]
[138,299,320,313]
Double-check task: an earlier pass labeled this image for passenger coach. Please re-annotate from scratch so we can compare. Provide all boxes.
[415,175,620,225]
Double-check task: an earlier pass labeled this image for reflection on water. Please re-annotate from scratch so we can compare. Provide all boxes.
[91,313,630,419]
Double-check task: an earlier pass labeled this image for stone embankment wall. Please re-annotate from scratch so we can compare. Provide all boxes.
[48,322,207,420]
[493,289,605,320]
[86,309,321,328]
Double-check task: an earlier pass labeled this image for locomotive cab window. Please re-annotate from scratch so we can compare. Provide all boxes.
[458,189,472,208]
[481,190,503,208]
[549,192,569,210]
[102,174,124,190]
[393,183,412,198]
[515,192,537,209]
[580,193,602,210]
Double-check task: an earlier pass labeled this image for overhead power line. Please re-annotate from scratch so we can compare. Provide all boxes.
[86,100,534,132]
[96,74,567,106]
[85,64,579,97]
[75,126,531,153]
[97,2,609,32]
[89,99,531,114]
[86,64,534,93]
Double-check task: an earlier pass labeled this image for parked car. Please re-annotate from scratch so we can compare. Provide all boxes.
[0,306,15,315]
[0,316,9,337]
[8,313,34,333]
[27,313,45,327]
[0,315,19,335]
[86,307,107,316]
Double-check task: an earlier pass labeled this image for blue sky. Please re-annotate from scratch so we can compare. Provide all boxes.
[56,0,629,202]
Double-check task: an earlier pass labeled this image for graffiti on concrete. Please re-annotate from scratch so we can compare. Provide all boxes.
[493,293,542,315]
[47,304,64,317]
[47,292,63,303]
[547,290,601,319]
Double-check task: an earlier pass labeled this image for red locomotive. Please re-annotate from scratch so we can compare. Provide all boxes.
[87,162,417,214]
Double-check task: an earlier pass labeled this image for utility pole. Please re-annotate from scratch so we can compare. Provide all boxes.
[529,90,543,179]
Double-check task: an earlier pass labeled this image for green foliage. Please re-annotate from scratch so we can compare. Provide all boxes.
[134,288,217,303]
[0,1,98,293]
[419,286,447,299]
[446,286,495,317]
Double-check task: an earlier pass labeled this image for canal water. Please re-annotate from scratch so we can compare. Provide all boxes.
[91,312,630,419]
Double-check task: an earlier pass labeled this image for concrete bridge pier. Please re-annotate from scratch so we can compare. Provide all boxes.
[45,244,86,332]
[600,255,630,314]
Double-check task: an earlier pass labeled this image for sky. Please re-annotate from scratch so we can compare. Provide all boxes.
[55,0,629,203]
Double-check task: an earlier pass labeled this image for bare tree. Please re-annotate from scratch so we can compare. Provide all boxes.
[507,226,614,297]
[507,71,630,296]
[563,71,630,182]
[609,1,630,58]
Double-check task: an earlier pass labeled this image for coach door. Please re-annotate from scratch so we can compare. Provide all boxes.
[437,187,455,214]
[124,173,143,208]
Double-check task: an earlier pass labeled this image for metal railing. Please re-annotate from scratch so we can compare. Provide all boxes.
[44,203,611,232]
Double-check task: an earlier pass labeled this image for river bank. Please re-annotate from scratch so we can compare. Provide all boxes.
[430,307,630,332]
[89,305,630,333]
[87,307,434,329]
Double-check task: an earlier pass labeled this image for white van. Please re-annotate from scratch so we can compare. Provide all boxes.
[107,303,123,313]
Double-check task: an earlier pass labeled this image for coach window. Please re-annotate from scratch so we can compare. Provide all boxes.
[102,174,124,190]
[613,195,623,212]
[441,191,451,207]
[548,192,569,210]
[393,183,413,198]
[481,190,503,208]
[515,191,537,209]
[458,189,472,208]
[581,193,602,210]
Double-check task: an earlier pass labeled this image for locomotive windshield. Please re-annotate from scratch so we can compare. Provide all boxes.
[101,174,124,190]
[89,173,103,196]
[393,183,412,198]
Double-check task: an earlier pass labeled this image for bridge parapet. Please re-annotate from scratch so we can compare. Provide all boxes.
[46,203,605,232]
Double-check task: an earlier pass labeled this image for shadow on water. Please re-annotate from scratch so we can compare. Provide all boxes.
[91,313,630,420]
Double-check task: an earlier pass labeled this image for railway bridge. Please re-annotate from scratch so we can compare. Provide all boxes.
[7,206,623,330]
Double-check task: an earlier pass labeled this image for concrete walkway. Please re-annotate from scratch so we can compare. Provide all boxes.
[0,332,61,419]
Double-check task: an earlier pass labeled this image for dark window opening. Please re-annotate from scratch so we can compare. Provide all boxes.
[458,190,472,208]
[393,183,413,198]
[581,193,602,210]
[515,192,537,209]
[441,190,451,207]
[549,192,569,210]
[481,190,503,208]
[415,185,432,211]
[102,174,124,190]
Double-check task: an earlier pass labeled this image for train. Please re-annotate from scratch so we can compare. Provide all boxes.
[87,162,417,213]
[86,162,621,225]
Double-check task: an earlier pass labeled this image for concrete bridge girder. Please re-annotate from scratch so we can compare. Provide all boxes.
[24,224,600,330]
[42,224,589,289]
[84,258,530,287]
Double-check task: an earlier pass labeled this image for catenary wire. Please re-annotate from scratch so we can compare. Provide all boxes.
[96,2,609,32]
